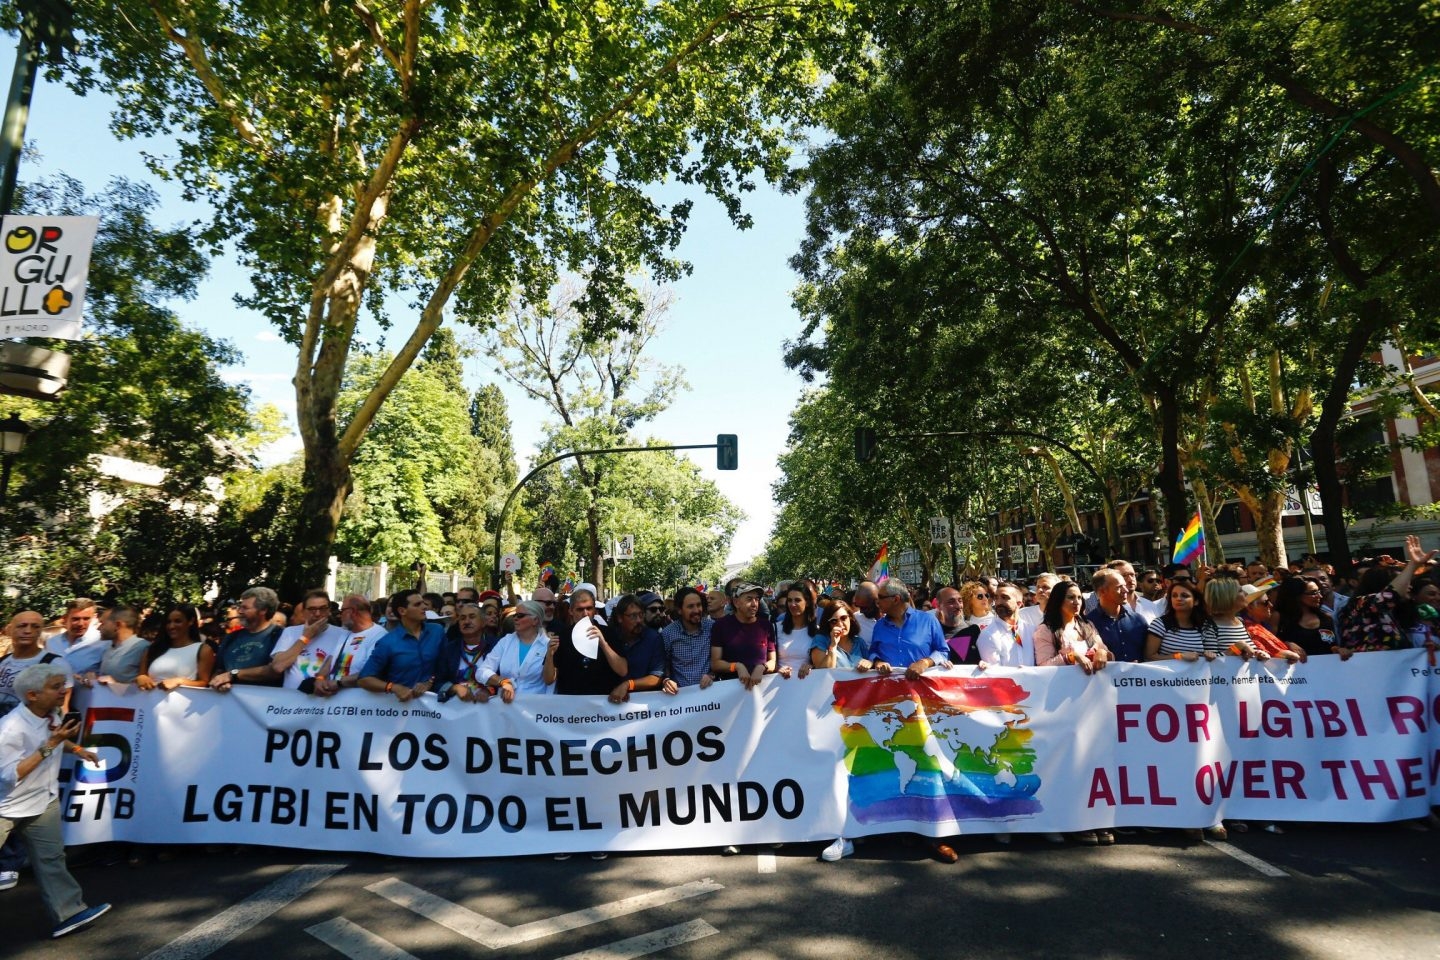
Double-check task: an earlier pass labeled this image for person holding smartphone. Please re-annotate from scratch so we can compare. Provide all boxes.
[0,663,111,938]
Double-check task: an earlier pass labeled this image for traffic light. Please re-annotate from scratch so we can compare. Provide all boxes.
[855,427,878,463]
[716,433,738,470]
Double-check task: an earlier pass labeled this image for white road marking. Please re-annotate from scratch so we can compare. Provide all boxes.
[364,877,724,948]
[552,919,719,960]
[307,918,419,960]
[1203,839,1289,878]
[756,852,776,874]
[142,863,347,960]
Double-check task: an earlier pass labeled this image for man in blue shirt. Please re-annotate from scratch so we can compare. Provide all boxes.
[359,589,446,701]
[1085,569,1149,662]
[869,579,950,679]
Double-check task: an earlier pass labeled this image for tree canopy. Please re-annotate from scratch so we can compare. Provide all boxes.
[59,0,846,591]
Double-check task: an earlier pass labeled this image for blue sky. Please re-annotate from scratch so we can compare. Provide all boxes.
[7,56,815,566]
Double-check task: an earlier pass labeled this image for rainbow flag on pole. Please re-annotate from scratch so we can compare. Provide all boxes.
[539,561,556,582]
[1172,512,1205,565]
[867,543,890,583]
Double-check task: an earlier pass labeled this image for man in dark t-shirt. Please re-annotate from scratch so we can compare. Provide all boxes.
[211,587,283,690]
[710,581,776,691]
[548,589,630,696]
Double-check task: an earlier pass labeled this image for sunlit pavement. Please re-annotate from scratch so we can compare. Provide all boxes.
[6,824,1438,960]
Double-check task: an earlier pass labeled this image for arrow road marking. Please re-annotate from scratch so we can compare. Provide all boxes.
[144,863,348,960]
[363,877,724,948]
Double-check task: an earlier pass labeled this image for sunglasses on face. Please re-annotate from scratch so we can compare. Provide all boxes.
[646,605,664,613]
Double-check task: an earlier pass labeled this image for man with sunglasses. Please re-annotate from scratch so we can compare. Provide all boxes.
[638,592,669,630]
[532,586,566,635]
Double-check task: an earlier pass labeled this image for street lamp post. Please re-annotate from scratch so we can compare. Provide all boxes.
[0,410,30,506]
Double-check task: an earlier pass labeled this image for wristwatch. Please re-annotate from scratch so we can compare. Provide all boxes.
[38,744,53,759]
[230,669,240,682]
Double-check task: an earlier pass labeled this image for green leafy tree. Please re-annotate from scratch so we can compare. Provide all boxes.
[0,176,259,612]
[65,0,844,592]
[334,351,499,575]
[493,282,685,583]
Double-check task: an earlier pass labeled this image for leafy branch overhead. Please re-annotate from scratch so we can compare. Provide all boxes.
[66,0,844,587]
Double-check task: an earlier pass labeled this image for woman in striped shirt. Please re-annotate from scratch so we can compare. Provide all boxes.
[1144,581,1208,661]
[1201,579,1258,659]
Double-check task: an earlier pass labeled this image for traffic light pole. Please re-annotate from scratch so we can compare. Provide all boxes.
[490,439,731,590]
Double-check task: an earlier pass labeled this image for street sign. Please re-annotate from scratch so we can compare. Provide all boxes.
[930,516,949,543]
[615,535,635,560]
[0,216,100,341]
[1281,487,1324,517]
[499,553,522,573]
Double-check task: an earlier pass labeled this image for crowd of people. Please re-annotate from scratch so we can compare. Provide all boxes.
[1,536,1438,933]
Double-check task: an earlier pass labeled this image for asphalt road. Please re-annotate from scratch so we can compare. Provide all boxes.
[5,823,1438,960]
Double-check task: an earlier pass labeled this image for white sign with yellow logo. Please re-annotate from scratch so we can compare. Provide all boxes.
[0,215,100,340]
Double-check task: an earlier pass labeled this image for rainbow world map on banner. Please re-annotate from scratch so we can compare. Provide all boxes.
[833,676,1041,822]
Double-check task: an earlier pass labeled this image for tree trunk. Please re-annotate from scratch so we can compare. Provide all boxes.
[1189,477,1226,565]
[1251,488,1288,570]
[285,448,353,599]
[1155,391,1190,552]
[1311,297,1384,570]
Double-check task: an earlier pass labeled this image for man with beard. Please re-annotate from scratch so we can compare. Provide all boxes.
[661,587,714,692]
[603,595,665,704]
[977,583,1035,667]
[710,582,776,692]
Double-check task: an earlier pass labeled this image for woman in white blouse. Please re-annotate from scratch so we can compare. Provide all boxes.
[479,600,554,700]
[136,604,215,691]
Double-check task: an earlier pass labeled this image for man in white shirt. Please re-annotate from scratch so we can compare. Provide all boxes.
[305,594,389,696]
[852,580,880,643]
[1018,574,1058,632]
[978,583,1035,667]
[270,590,351,690]
[45,599,106,676]
[0,663,110,938]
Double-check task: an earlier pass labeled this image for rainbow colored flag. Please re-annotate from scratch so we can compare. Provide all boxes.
[538,561,557,583]
[867,543,890,583]
[1172,512,1205,565]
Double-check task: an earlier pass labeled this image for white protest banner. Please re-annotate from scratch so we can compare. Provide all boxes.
[0,215,100,340]
[61,651,1440,853]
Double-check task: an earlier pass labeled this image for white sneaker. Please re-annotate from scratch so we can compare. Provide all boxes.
[0,870,17,891]
[820,837,853,862]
